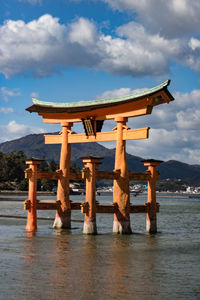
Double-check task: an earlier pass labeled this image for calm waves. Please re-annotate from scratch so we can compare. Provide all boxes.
[0,194,199,300]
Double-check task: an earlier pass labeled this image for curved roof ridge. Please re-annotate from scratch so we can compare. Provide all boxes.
[31,80,171,109]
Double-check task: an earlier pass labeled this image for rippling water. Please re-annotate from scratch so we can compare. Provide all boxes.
[0,194,199,299]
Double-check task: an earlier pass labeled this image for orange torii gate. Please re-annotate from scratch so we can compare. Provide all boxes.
[25,80,174,234]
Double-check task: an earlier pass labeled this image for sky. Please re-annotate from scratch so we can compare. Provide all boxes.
[0,0,200,165]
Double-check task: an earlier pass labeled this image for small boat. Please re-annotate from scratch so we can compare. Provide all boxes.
[70,188,85,195]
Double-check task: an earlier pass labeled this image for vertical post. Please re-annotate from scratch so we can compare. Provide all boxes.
[25,159,42,231]
[53,122,73,229]
[81,156,101,234]
[143,159,162,233]
[113,117,132,234]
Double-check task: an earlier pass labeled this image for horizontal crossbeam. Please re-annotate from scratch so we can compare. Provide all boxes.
[37,171,61,180]
[41,106,153,124]
[44,127,149,144]
[96,170,120,180]
[24,200,159,213]
[129,171,150,181]
[36,170,151,181]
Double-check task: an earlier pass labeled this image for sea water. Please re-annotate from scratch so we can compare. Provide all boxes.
[0,194,199,300]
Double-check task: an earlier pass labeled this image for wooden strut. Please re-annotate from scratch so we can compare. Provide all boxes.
[24,157,161,233]
[30,169,151,182]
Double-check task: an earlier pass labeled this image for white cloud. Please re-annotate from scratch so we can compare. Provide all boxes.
[0,14,200,78]
[103,0,200,38]
[125,126,200,164]
[0,87,21,102]
[96,87,147,99]
[68,18,97,46]
[189,38,200,51]
[0,107,14,114]
[0,120,46,143]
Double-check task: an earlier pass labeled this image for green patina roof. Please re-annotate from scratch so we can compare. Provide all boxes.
[30,80,172,109]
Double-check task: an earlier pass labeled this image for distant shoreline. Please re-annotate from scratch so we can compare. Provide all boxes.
[0,190,54,196]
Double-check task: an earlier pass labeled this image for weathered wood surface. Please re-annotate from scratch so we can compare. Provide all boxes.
[129,171,150,181]
[24,199,160,214]
[37,171,61,180]
[96,170,120,180]
[44,127,149,144]
[41,106,152,124]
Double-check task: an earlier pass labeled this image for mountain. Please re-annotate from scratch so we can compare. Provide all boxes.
[0,133,145,172]
[0,133,200,185]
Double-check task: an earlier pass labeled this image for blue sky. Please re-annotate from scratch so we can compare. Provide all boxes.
[0,0,200,164]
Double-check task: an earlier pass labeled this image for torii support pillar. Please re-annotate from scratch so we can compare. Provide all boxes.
[82,156,101,235]
[143,159,162,233]
[25,159,42,232]
[53,122,73,229]
[113,117,132,234]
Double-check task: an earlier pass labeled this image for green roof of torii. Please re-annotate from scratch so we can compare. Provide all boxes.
[26,80,174,114]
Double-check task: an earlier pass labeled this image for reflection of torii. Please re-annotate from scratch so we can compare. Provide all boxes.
[26,80,174,234]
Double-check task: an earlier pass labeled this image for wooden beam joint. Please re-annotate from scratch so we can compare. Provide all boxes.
[81,202,89,213]
[24,168,32,179]
[145,202,160,213]
[81,168,90,180]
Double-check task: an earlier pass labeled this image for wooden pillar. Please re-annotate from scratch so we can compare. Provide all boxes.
[143,159,162,233]
[25,159,42,231]
[81,156,101,234]
[113,117,132,234]
[53,122,73,229]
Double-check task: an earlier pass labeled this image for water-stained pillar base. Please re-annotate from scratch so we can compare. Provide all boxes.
[83,217,97,235]
[146,217,157,234]
[113,220,132,234]
[53,211,71,229]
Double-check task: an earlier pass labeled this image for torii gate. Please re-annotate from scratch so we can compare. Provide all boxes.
[26,80,174,234]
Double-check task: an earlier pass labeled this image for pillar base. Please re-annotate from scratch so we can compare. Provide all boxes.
[25,224,37,232]
[146,219,157,233]
[83,217,97,235]
[25,213,37,232]
[113,220,132,234]
[53,215,71,229]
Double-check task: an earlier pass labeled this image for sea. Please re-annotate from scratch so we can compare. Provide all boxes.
[0,193,199,300]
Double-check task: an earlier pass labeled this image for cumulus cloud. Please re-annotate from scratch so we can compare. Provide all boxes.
[0,14,200,78]
[0,120,46,143]
[96,87,147,99]
[125,127,200,164]
[103,0,200,38]
[0,87,21,102]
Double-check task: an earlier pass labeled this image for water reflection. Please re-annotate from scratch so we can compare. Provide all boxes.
[20,230,163,299]
[25,230,36,238]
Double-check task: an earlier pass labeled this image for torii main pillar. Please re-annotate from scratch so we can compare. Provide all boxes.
[53,121,73,229]
[113,117,132,234]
